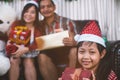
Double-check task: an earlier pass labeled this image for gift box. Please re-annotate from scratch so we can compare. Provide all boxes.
[61,67,75,80]
[19,30,31,44]
[36,30,69,50]
[79,70,93,80]
[9,26,31,45]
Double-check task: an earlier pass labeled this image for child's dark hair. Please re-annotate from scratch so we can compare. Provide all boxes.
[77,41,112,80]
[77,41,105,54]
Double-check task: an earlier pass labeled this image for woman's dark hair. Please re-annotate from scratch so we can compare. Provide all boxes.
[77,41,112,80]
[20,3,40,29]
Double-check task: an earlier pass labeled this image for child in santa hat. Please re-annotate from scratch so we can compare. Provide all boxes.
[59,21,117,80]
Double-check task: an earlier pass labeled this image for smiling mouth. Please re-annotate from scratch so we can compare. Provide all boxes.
[43,11,52,14]
[25,17,31,20]
[82,61,91,65]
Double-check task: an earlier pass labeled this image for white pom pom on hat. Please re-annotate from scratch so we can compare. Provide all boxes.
[74,21,106,47]
[25,1,39,8]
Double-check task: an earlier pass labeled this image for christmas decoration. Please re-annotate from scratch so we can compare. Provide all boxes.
[6,26,31,56]
[9,26,31,45]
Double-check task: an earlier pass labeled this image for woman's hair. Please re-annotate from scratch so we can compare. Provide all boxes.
[20,3,40,29]
[77,41,112,80]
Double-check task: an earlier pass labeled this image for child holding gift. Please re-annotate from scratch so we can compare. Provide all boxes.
[59,21,118,80]
[6,1,42,80]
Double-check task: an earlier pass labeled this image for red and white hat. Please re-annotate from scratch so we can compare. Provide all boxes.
[74,21,106,47]
[25,1,38,8]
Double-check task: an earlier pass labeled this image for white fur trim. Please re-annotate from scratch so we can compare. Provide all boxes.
[74,34,106,47]
[25,1,38,8]
[74,34,80,42]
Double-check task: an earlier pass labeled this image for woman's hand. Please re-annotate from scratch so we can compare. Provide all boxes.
[11,45,29,58]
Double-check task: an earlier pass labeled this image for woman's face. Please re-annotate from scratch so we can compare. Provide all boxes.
[39,0,55,18]
[23,6,36,24]
[78,42,104,71]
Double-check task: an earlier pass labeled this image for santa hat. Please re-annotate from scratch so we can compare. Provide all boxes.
[25,1,38,8]
[74,21,106,47]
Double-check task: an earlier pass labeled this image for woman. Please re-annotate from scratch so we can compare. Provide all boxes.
[59,21,117,80]
[6,1,42,80]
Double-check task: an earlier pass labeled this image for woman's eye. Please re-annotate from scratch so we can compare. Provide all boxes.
[31,11,35,14]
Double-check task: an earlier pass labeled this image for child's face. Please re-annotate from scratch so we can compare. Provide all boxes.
[78,42,103,71]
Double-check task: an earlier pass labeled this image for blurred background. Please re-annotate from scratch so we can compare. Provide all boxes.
[0,0,120,40]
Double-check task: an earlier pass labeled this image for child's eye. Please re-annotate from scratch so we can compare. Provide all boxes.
[78,50,85,54]
[89,51,95,55]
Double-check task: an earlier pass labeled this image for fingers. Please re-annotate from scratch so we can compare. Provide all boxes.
[63,37,75,46]
[82,78,90,80]
[91,71,96,80]
[13,51,25,58]
[11,46,27,58]
[13,53,20,58]
[12,50,24,58]
[58,78,62,80]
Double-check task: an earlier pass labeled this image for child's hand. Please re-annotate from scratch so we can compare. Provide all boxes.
[82,71,96,80]
[58,78,62,80]
[91,71,96,80]
[82,78,91,80]
[79,70,95,80]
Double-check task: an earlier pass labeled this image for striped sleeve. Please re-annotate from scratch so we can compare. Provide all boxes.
[108,70,118,80]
